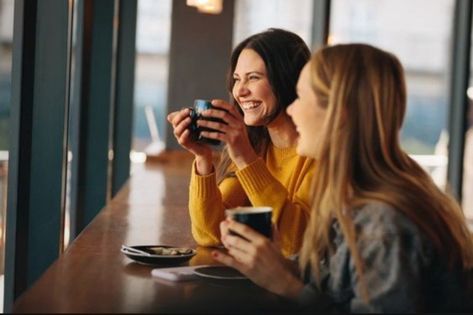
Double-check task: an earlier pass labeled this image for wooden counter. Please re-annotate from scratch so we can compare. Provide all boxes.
[13,153,290,313]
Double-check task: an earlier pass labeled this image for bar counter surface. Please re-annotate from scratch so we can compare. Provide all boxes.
[13,152,289,313]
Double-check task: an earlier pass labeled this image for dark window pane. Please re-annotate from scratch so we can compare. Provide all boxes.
[0,0,14,308]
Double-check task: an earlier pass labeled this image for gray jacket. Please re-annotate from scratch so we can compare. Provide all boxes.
[296,202,473,313]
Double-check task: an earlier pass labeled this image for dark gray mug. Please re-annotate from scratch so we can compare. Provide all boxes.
[189,99,225,146]
[225,206,273,239]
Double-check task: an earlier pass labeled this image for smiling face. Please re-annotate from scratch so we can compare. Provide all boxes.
[287,62,327,158]
[232,49,278,126]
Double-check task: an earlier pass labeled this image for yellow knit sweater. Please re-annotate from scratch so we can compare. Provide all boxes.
[189,145,316,256]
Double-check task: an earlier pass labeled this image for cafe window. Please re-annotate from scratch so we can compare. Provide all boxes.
[0,0,13,309]
[133,0,172,158]
[329,0,454,189]
[233,0,313,47]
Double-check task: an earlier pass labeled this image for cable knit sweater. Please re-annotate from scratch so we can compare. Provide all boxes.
[188,145,316,256]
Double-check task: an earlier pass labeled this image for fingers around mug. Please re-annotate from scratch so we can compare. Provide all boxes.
[173,116,192,138]
[167,111,179,123]
[176,128,194,147]
[171,108,191,127]
[202,108,241,126]
[211,99,242,119]
[223,233,255,256]
[220,220,230,237]
[227,220,266,244]
[210,99,234,112]
[197,119,229,133]
[199,130,225,143]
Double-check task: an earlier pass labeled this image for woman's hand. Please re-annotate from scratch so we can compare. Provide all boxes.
[212,219,304,299]
[167,108,213,175]
[197,99,258,169]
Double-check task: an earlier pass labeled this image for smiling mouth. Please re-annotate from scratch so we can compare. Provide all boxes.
[241,101,261,111]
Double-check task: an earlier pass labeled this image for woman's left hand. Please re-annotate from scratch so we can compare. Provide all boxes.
[212,219,304,299]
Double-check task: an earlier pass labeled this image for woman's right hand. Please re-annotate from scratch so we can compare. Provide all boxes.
[213,219,304,299]
[167,108,213,175]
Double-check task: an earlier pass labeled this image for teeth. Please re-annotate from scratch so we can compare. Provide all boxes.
[241,101,260,110]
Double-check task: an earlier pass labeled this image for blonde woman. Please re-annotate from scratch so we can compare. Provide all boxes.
[213,44,473,312]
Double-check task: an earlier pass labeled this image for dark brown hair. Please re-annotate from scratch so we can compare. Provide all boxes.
[216,28,310,182]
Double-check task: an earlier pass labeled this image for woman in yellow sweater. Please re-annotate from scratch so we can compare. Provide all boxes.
[168,28,315,256]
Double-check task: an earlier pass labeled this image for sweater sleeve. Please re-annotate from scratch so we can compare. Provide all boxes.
[235,158,315,256]
[188,161,248,246]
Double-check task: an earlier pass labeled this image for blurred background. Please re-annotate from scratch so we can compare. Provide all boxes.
[0,0,472,310]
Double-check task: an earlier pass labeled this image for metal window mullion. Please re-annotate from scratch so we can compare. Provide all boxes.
[311,0,331,49]
[447,0,472,200]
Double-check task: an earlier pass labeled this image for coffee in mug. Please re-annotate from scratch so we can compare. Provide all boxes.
[189,99,225,146]
[225,206,273,239]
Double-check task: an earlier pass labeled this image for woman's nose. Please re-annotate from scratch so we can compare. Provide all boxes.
[235,81,250,97]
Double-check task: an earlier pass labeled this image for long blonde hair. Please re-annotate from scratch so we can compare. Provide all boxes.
[299,44,473,290]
